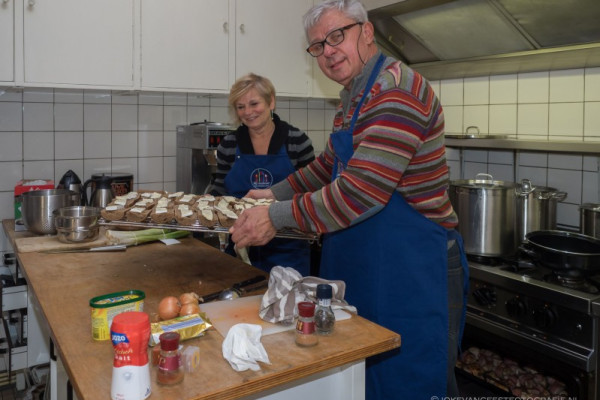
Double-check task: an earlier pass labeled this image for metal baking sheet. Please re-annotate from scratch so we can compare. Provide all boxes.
[98,219,319,241]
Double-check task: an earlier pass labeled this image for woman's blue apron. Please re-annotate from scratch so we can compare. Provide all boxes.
[225,143,311,275]
[320,54,469,399]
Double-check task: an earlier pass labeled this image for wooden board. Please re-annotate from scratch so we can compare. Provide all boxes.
[14,227,110,252]
[201,295,351,338]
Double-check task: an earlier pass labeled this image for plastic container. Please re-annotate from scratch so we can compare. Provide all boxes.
[90,290,145,341]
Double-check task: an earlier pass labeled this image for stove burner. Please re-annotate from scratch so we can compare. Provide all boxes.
[467,254,503,266]
[544,273,599,294]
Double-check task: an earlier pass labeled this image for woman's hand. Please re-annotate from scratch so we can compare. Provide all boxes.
[229,206,276,247]
[244,189,275,200]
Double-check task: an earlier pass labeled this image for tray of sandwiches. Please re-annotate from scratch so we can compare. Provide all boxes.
[98,190,319,241]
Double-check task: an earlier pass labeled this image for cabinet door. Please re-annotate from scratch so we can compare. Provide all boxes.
[140,0,230,91]
[0,0,14,83]
[235,0,312,97]
[23,0,134,87]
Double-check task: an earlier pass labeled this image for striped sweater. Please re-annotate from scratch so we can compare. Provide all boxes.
[269,53,458,233]
[209,114,315,196]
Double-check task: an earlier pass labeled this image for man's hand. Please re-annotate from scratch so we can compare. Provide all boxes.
[229,206,276,247]
[244,189,275,200]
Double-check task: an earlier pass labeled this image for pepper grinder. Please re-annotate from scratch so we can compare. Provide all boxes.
[315,284,335,335]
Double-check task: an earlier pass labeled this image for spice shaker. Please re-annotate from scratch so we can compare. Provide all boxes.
[315,284,335,335]
[295,301,318,347]
[157,331,184,385]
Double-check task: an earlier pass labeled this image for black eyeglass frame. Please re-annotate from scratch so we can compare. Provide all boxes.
[306,22,363,57]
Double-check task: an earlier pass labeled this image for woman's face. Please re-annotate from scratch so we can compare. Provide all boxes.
[234,88,274,133]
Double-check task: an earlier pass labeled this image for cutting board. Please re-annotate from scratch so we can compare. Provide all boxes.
[14,227,110,253]
[200,295,351,338]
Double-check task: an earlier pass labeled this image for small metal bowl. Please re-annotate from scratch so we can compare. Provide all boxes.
[53,206,101,243]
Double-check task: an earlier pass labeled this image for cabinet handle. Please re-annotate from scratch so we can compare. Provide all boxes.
[223,22,228,33]
[28,0,35,6]
[239,23,245,34]
[2,0,9,5]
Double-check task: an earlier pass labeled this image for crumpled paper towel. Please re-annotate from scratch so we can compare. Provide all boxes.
[222,323,270,371]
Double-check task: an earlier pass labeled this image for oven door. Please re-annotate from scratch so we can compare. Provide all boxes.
[458,314,595,399]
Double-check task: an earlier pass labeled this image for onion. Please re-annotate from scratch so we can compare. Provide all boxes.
[158,296,181,320]
[179,292,199,305]
[179,302,201,317]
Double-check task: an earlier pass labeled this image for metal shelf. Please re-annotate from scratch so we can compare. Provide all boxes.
[445,138,600,154]
[98,219,319,242]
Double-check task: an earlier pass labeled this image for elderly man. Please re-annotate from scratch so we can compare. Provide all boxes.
[230,0,469,398]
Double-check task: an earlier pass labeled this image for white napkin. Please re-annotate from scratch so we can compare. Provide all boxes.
[222,323,270,371]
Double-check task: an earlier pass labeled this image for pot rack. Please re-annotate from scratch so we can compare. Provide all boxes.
[98,218,319,242]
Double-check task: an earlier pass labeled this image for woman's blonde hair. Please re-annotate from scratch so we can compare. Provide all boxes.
[228,73,276,125]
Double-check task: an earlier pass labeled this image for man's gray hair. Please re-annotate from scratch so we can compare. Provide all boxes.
[303,0,368,38]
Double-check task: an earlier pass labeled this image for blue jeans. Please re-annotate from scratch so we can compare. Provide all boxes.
[447,240,465,396]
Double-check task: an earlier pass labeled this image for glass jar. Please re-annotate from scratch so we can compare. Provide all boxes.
[157,331,184,385]
[295,301,318,347]
[315,284,335,335]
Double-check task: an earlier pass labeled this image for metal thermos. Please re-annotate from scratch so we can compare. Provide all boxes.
[57,169,84,205]
[83,175,115,208]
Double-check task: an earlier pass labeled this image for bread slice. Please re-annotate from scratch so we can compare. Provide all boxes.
[125,206,151,222]
[150,206,175,224]
[175,194,197,206]
[197,206,217,228]
[215,206,238,228]
[175,204,197,226]
[101,204,130,221]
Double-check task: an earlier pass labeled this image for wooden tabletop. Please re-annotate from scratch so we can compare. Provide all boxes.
[3,220,401,400]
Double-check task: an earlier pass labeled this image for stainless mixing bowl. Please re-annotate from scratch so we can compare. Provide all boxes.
[53,206,101,243]
[21,189,75,235]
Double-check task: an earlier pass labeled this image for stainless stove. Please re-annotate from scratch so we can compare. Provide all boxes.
[463,255,600,398]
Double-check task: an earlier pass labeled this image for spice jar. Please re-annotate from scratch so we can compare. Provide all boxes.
[295,301,318,347]
[315,284,335,335]
[157,331,184,385]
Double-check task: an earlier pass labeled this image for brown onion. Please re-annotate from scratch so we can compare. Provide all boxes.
[179,302,201,317]
[158,296,181,320]
[179,292,199,305]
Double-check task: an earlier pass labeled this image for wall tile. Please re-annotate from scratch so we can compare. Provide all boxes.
[139,105,164,131]
[84,104,111,131]
[112,104,138,131]
[307,131,326,153]
[440,79,463,106]
[556,202,579,228]
[488,150,514,165]
[24,160,54,180]
[0,90,23,102]
[583,155,599,172]
[138,131,163,157]
[289,108,308,131]
[464,161,488,178]
[516,166,547,186]
[0,132,22,161]
[548,169,581,204]
[548,103,584,137]
[112,131,138,158]
[54,160,84,186]
[517,104,549,136]
[489,104,516,135]
[164,106,187,132]
[55,103,83,131]
[164,156,176,182]
[23,103,53,131]
[139,92,163,106]
[464,76,489,105]
[0,162,22,191]
[112,92,138,105]
[307,109,325,130]
[582,171,599,204]
[54,89,83,103]
[84,90,111,104]
[585,67,600,102]
[0,192,15,221]
[137,157,163,183]
[164,93,187,106]
[518,152,548,167]
[550,69,584,103]
[187,106,211,124]
[163,130,176,157]
[0,102,23,132]
[548,154,582,170]
[23,132,54,161]
[463,149,487,163]
[84,131,112,159]
[518,71,549,104]
[83,158,111,180]
[463,105,488,134]
[23,88,53,103]
[584,102,600,137]
[443,106,463,134]
[489,74,517,104]
[209,97,228,108]
[188,94,210,107]
[55,131,84,160]
[210,107,230,125]
[112,158,137,180]
[487,164,513,182]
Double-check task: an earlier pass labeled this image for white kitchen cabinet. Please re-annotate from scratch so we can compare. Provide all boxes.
[0,0,14,83]
[22,0,134,88]
[235,0,312,97]
[140,0,231,92]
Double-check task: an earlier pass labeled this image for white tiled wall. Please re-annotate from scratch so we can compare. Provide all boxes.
[439,67,600,230]
[1,66,599,250]
[0,88,336,252]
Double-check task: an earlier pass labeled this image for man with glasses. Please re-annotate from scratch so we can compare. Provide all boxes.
[230,1,469,398]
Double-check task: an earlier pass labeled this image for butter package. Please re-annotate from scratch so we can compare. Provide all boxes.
[149,314,212,346]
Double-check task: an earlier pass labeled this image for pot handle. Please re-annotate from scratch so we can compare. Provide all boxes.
[475,173,493,181]
[519,244,540,261]
[550,191,568,202]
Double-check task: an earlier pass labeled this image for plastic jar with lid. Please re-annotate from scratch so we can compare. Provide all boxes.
[157,331,184,385]
[295,301,318,347]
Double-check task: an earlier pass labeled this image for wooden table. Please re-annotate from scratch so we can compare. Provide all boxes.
[2,220,400,400]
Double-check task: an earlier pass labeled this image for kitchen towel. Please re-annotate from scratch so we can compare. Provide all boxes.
[222,323,270,372]
[259,266,356,324]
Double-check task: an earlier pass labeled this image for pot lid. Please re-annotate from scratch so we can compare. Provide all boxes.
[579,203,600,212]
[450,173,516,189]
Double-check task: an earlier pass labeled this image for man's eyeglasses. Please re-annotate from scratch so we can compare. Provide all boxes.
[306,22,363,57]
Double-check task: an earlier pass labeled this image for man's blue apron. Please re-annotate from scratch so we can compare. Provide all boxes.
[225,143,311,275]
[320,53,468,399]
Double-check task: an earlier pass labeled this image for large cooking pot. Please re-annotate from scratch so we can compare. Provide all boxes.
[449,173,518,257]
[579,203,600,239]
[515,179,567,242]
[522,230,600,277]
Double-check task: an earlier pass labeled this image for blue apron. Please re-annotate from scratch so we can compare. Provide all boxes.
[225,143,311,275]
[320,54,469,399]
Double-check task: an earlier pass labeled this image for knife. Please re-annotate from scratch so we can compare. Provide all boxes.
[41,245,127,254]
[198,275,267,303]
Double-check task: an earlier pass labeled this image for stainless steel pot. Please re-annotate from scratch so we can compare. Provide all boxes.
[515,179,567,242]
[449,173,517,257]
[579,203,600,238]
[21,189,75,235]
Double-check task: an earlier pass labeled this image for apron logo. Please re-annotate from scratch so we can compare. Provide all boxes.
[250,168,274,189]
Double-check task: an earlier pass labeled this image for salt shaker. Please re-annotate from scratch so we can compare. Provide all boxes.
[295,302,318,347]
[315,284,335,335]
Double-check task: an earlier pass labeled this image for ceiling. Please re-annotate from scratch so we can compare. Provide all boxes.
[367,0,600,80]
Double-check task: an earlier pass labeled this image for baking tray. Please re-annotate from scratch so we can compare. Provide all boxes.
[98,219,319,241]
[445,134,509,139]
